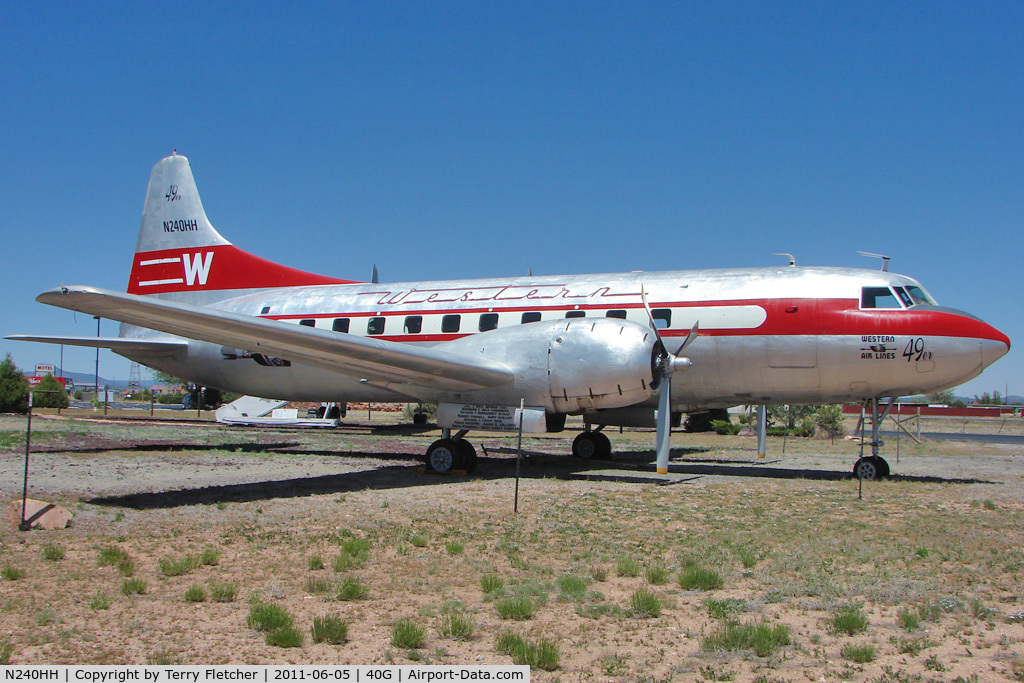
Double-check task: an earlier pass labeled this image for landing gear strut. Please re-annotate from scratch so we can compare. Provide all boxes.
[425,429,477,474]
[852,397,894,481]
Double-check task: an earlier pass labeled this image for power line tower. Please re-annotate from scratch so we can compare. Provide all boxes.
[128,362,142,390]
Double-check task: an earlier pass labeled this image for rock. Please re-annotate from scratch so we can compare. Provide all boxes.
[7,498,73,530]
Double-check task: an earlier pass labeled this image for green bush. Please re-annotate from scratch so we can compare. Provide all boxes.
[311,615,349,644]
[841,643,876,663]
[495,631,560,670]
[184,584,207,603]
[630,590,662,618]
[336,576,368,601]
[702,620,791,657]
[265,626,304,648]
[829,606,869,636]
[247,601,294,632]
[678,565,724,590]
[121,578,148,595]
[42,544,66,561]
[495,596,535,620]
[438,612,475,640]
[210,582,238,603]
[480,574,505,596]
[391,618,426,649]
[710,419,742,435]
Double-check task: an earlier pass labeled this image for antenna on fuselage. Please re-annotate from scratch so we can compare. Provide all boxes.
[773,253,796,266]
[858,252,890,272]
[371,264,379,284]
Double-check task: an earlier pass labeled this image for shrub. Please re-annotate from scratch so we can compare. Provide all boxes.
[265,626,304,648]
[90,591,112,610]
[121,578,148,595]
[210,582,238,603]
[159,555,199,577]
[2,565,25,581]
[247,601,294,632]
[200,547,220,566]
[630,590,662,618]
[184,584,207,603]
[391,618,426,649]
[710,419,741,435]
[42,544,66,561]
[480,574,505,596]
[495,631,559,670]
[445,540,464,556]
[829,606,869,636]
[702,621,791,657]
[897,606,920,632]
[334,539,371,571]
[311,615,349,644]
[841,643,876,663]
[308,554,325,571]
[495,597,534,620]
[616,556,641,577]
[0,639,12,665]
[704,598,748,620]
[409,532,428,548]
[557,574,590,599]
[336,577,368,601]
[678,565,723,590]
[438,612,475,641]
[645,566,669,585]
[97,545,129,567]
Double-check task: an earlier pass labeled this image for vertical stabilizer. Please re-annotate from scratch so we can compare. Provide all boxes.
[127,153,354,299]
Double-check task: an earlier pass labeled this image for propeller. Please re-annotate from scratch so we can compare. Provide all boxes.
[640,285,698,474]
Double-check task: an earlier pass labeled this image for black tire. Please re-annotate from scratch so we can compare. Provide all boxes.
[426,439,462,473]
[573,432,612,459]
[412,412,427,425]
[456,440,477,474]
[853,457,880,481]
[873,456,890,479]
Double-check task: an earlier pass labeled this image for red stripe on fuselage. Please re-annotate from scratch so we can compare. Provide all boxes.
[127,245,357,295]
[263,297,1009,345]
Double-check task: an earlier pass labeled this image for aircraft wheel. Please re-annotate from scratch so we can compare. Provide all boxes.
[426,439,463,473]
[853,457,880,481]
[456,440,477,474]
[873,456,890,479]
[413,412,427,425]
[572,432,612,459]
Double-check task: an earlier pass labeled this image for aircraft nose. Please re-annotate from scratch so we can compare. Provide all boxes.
[980,331,1010,370]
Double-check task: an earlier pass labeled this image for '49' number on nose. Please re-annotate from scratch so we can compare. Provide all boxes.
[903,338,933,362]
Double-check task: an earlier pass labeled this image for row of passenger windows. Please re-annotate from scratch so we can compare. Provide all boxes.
[296,308,672,336]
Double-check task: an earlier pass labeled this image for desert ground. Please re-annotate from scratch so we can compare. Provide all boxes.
[1,408,1023,682]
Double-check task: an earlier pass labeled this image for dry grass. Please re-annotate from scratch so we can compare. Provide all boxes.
[0,411,1022,680]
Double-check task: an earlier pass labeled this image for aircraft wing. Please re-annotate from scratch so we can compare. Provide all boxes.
[5,335,188,357]
[31,285,514,391]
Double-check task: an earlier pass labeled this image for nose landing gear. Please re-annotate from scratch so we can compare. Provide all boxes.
[852,397,895,481]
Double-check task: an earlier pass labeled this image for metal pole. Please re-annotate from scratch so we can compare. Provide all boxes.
[94,316,100,400]
[58,345,64,416]
[104,385,109,415]
[756,405,767,458]
[150,391,155,416]
[514,399,524,513]
[20,392,33,531]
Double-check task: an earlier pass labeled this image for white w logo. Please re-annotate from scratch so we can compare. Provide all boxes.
[183,252,214,286]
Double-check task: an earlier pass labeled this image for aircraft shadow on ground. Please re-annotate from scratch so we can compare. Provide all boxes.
[84,446,994,510]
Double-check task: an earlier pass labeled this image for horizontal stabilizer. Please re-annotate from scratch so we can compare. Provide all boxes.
[33,285,515,392]
[6,335,188,357]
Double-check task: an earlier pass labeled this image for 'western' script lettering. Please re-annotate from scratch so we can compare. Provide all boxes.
[183,252,214,286]
[163,219,199,233]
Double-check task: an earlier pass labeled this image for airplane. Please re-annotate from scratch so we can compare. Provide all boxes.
[8,153,1010,481]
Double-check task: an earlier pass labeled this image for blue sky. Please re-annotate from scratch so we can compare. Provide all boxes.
[1,2,1020,398]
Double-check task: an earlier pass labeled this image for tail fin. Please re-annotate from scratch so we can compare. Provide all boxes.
[127,153,354,299]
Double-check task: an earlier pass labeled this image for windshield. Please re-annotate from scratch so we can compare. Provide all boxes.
[904,284,936,306]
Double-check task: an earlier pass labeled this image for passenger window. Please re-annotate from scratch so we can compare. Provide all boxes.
[367,317,385,335]
[404,316,423,334]
[479,313,499,331]
[299,319,315,327]
[260,306,271,315]
[606,310,627,319]
[861,287,901,309]
[565,310,586,318]
[521,312,541,324]
[442,315,461,333]
[332,318,350,333]
[652,308,671,329]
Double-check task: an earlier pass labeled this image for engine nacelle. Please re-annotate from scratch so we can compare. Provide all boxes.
[437,317,658,412]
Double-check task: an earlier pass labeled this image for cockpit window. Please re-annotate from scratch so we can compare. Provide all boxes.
[861,286,902,309]
[894,287,913,308]
[905,285,936,306]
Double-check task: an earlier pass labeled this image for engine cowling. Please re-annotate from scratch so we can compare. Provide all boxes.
[436,317,659,412]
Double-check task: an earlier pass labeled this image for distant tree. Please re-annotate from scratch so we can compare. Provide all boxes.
[975,392,993,405]
[992,391,1003,405]
[814,404,845,438]
[33,373,69,409]
[927,389,957,405]
[0,354,29,413]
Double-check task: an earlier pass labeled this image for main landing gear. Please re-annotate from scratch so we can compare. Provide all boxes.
[425,429,477,474]
[852,397,894,481]
[571,428,612,459]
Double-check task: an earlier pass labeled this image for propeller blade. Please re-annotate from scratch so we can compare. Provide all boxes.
[639,284,667,352]
[673,322,700,356]
[655,376,672,474]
